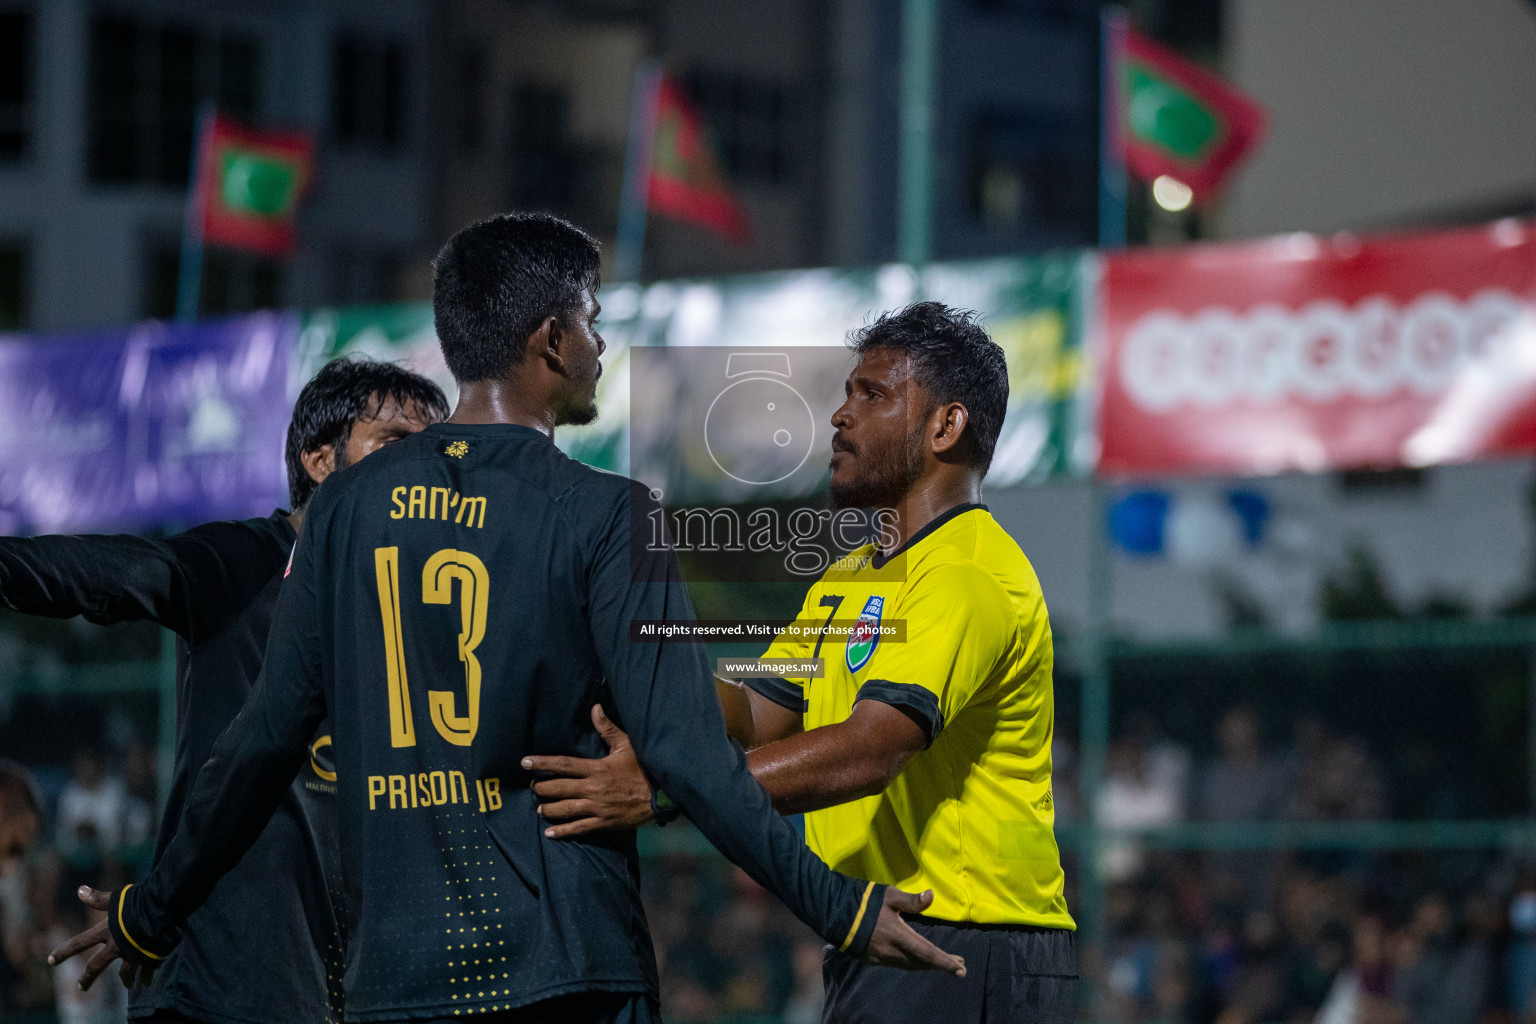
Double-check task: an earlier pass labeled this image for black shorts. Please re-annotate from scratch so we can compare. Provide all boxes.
[822,918,1079,1024]
[420,991,661,1024]
[141,990,660,1024]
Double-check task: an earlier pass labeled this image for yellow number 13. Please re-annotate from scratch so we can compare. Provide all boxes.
[373,546,489,748]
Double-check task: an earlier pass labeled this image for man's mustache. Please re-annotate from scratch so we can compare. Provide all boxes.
[831,434,856,455]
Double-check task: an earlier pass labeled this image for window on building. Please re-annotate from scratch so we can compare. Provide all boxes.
[1142,0,1223,51]
[507,82,577,211]
[86,14,262,186]
[329,247,400,306]
[969,0,1096,27]
[143,240,282,321]
[333,33,407,152]
[682,71,792,185]
[0,8,32,162]
[968,107,1095,235]
[453,42,489,156]
[0,243,27,330]
[504,81,614,230]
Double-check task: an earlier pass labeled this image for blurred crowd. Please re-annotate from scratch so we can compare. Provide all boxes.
[0,742,827,1024]
[1,746,157,1024]
[10,713,1536,1024]
[1058,706,1536,1024]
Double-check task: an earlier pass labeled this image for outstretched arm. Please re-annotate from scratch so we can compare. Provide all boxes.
[0,519,288,640]
[47,517,326,988]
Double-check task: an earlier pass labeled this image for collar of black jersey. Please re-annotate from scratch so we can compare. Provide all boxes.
[423,422,553,440]
[869,502,988,570]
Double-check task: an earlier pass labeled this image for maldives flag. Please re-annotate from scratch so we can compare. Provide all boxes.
[1116,27,1266,199]
[195,113,315,257]
[647,76,750,242]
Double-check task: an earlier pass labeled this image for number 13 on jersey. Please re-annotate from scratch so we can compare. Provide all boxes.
[373,546,489,748]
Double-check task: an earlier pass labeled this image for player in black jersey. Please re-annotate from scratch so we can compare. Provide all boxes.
[4,358,448,1024]
[50,212,964,1024]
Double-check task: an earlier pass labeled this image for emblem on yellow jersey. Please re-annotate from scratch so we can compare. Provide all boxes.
[846,595,883,672]
[444,440,470,458]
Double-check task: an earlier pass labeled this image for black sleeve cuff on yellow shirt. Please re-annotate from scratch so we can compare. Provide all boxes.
[106,885,176,968]
[856,680,942,747]
[742,675,806,713]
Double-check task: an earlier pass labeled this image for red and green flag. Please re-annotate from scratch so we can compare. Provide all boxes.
[195,113,315,257]
[647,75,750,242]
[1116,27,1266,200]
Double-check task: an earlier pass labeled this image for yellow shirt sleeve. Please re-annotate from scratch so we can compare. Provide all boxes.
[854,563,1015,743]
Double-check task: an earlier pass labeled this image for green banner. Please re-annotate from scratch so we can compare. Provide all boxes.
[298,251,1094,494]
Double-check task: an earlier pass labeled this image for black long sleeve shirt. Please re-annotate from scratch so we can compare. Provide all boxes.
[110,423,884,1022]
[0,515,344,1024]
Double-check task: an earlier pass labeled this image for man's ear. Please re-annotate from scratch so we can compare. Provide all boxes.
[302,444,337,486]
[526,316,562,373]
[930,402,970,457]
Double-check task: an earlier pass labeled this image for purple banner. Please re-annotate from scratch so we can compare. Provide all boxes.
[0,313,297,535]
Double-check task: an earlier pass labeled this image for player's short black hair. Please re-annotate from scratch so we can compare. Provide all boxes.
[0,759,41,821]
[431,212,603,384]
[849,301,1010,473]
[285,357,450,510]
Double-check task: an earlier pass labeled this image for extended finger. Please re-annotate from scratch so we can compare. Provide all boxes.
[78,944,117,991]
[536,799,594,822]
[891,924,966,976]
[119,960,136,988]
[542,816,606,840]
[530,777,591,801]
[78,886,112,911]
[521,755,595,778]
[49,922,108,966]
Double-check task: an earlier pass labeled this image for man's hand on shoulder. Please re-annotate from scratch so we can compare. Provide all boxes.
[526,705,655,837]
[48,886,159,991]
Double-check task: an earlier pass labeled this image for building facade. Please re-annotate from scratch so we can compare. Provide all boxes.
[0,0,436,332]
[433,0,1102,284]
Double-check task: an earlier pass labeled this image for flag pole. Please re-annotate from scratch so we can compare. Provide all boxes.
[176,103,216,323]
[1099,7,1128,250]
[897,0,939,268]
[1079,5,1129,1006]
[615,61,663,284]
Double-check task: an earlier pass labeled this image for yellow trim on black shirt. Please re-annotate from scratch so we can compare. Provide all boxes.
[116,885,165,961]
[838,881,876,952]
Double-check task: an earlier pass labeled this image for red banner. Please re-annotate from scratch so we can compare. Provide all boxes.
[1098,220,1536,476]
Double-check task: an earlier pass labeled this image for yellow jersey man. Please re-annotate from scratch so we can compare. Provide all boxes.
[530,301,1076,1022]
